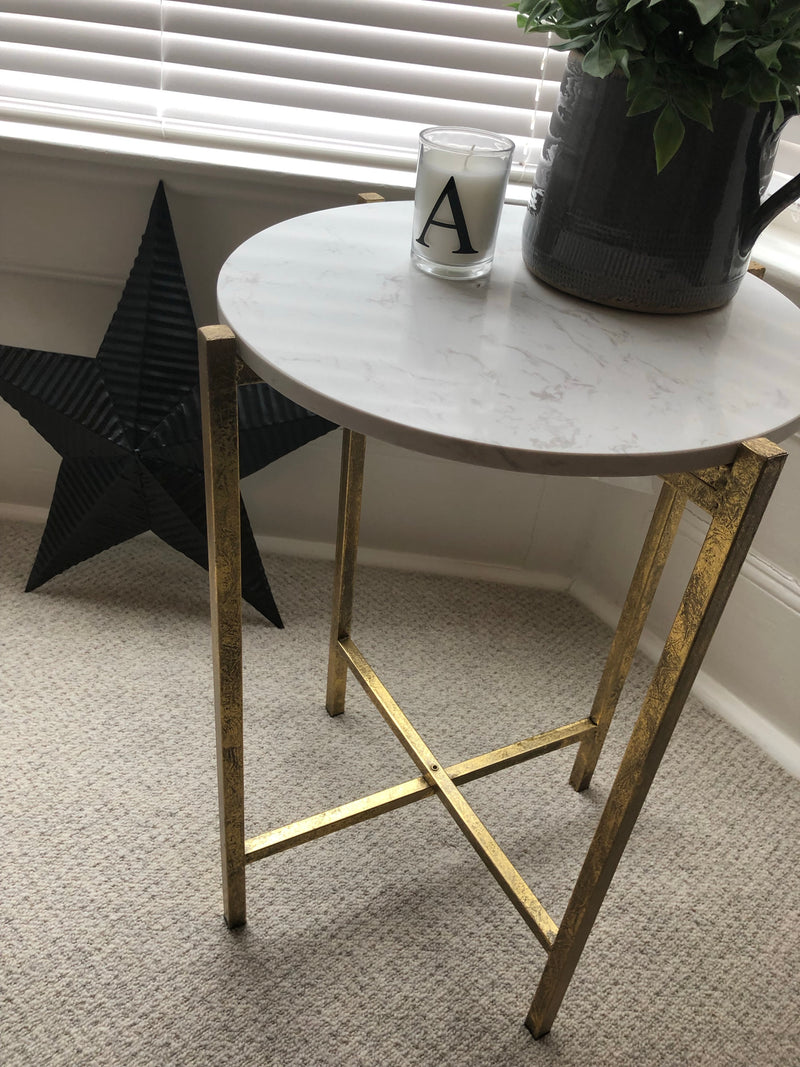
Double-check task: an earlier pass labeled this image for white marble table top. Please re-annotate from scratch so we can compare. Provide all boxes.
[217,200,800,476]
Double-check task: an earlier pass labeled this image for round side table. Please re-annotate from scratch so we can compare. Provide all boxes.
[200,200,800,1038]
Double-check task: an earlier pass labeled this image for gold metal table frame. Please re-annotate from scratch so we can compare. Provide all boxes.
[198,323,786,1038]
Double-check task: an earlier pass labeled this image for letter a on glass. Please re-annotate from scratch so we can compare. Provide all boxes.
[416,177,478,255]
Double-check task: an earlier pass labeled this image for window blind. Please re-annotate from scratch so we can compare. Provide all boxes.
[0,1,162,129]
[0,0,796,179]
[0,0,558,174]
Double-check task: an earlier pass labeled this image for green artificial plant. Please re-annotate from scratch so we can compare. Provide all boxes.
[514,0,800,170]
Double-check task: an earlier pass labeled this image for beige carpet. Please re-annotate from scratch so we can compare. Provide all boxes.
[2,518,798,1067]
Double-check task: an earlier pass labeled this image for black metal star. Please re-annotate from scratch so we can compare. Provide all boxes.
[0,182,335,626]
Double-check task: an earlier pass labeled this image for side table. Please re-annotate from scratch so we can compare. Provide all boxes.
[200,200,800,1037]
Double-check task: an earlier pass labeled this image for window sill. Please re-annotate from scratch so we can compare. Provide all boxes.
[0,114,796,294]
[0,117,535,204]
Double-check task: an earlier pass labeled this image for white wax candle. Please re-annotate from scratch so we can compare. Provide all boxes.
[413,148,510,265]
[411,128,514,280]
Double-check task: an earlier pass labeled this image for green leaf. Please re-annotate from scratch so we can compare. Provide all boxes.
[673,93,714,129]
[582,37,618,76]
[692,30,720,67]
[547,37,583,50]
[641,9,669,33]
[611,48,632,76]
[755,40,783,70]
[713,30,746,60]
[515,0,566,32]
[653,103,685,171]
[724,4,761,32]
[696,79,713,107]
[721,66,751,98]
[687,0,726,25]
[617,20,647,49]
[748,65,781,102]
[561,0,594,18]
[548,32,594,49]
[627,87,668,114]
[626,56,658,98]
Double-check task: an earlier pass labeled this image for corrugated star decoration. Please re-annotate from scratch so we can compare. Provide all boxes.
[0,182,335,626]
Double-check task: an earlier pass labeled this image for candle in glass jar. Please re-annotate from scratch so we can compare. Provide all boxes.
[411,127,514,280]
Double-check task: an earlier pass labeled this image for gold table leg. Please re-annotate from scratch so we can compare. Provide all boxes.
[526,437,786,1037]
[570,480,686,792]
[326,429,366,716]
[199,325,248,928]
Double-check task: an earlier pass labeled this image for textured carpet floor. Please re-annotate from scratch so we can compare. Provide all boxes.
[1,519,798,1067]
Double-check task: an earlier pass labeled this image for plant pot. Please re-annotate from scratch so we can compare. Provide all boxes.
[522,52,800,314]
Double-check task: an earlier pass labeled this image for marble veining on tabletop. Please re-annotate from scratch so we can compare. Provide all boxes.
[218,201,800,477]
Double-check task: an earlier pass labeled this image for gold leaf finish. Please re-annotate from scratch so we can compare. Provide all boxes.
[200,319,787,1035]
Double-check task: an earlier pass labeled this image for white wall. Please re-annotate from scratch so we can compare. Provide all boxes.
[1,137,798,775]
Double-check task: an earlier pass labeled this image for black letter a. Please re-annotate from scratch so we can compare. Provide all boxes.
[416,176,478,255]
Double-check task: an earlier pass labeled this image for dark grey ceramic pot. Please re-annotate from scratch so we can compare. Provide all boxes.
[522,52,800,314]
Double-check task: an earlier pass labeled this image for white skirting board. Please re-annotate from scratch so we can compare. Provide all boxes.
[2,504,798,779]
[570,578,800,782]
[338,534,800,782]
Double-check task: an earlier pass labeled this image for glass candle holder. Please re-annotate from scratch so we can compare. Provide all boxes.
[411,127,515,280]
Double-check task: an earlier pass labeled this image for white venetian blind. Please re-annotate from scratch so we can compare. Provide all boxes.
[0,0,561,174]
[0,1,796,178]
[161,0,562,166]
[0,1,163,130]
